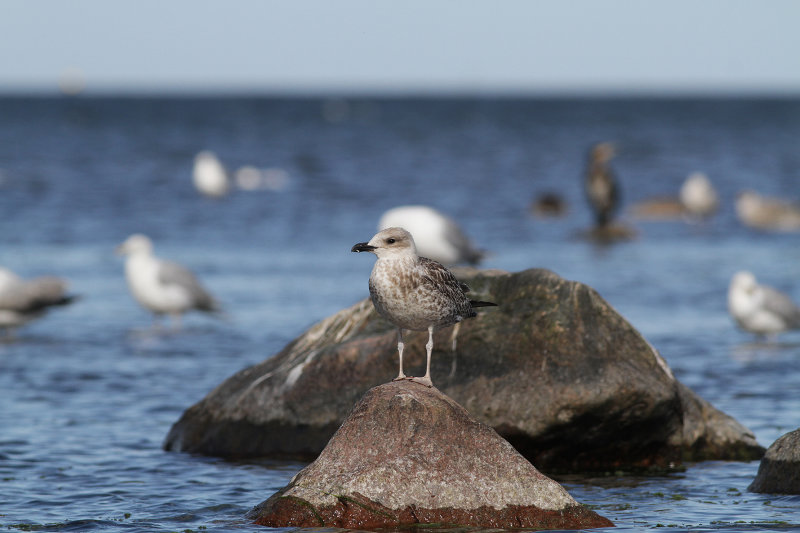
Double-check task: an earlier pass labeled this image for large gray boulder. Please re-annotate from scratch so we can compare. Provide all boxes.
[749,428,800,494]
[164,268,764,473]
[247,381,613,530]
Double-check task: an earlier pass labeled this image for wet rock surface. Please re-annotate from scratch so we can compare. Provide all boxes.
[749,428,800,494]
[165,268,764,473]
[247,381,613,530]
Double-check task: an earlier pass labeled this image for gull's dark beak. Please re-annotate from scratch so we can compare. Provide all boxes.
[351,242,376,253]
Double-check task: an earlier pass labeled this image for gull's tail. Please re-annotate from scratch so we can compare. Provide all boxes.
[470,300,497,308]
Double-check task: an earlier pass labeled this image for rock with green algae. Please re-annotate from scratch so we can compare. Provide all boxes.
[247,381,613,530]
[164,268,764,473]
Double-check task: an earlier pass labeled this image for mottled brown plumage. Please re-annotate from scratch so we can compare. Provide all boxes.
[352,227,496,387]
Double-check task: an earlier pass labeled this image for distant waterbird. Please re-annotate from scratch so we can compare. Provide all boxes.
[530,192,568,218]
[0,267,77,336]
[679,172,719,219]
[728,271,800,337]
[378,205,485,266]
[352,227,496,387]
[736,190,800,232]
[584,142,619,228]
[192,150,230,198]
[629,172,719,221]
[234,166,290,192]
[116,234,222,328]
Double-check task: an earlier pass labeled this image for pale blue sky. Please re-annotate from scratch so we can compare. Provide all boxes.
[1,0,799,95]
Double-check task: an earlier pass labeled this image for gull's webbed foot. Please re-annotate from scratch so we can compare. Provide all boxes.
[409,376,433,388]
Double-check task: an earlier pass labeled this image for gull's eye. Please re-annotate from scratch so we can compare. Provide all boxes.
[386,238,396,244]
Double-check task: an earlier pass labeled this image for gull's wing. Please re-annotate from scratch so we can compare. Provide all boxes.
[416,257,476,318]
[760,284,800,327]
[418,257,468,295]
[157,260,219,312]
[441,218,484,265]
[418,257,497,310]
[0,276,73,312]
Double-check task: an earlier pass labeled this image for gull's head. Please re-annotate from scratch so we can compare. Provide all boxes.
[351,227,417,259]
[730,271,757,296]
[116,234,154,257]
[194,150,218,165]
[728,271,762,323]
[0,267,20,291]
[680,172,718,216]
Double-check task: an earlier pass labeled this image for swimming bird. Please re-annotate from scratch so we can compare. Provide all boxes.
[585,142,619,228]
[0,267,77,335]
[116,234,222,327]
[735,190,800,232]
[378,205,485,266]
[680,172,718,219]
[629,172,719,221]
[530,192,568,218]
[192,150,230,198]
[728,271,800,337]
[352,227,496,387]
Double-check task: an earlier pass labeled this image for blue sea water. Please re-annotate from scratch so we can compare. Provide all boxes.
[1,96,799,532]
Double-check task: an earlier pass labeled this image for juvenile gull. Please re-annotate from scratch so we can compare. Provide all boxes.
[378,205,485,266]
[352,227,496,387]
[116,234,221,327]
[0,267,77,334]
[728,271,800,337]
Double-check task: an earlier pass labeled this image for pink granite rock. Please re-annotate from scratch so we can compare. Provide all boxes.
[248,381,613,530]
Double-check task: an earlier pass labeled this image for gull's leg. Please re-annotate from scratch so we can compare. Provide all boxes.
[392,328,408,381]
[411,326,434,387]
[451,321,461,351]
[448,322,460,378]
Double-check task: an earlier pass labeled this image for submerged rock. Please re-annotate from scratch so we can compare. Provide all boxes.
[164,268,764,473]
[629,197,685,220]
[578,223,637,243]
[748,428,800,494]
[247,381,613,530]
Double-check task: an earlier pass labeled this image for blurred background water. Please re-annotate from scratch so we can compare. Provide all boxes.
[1,96,799,532]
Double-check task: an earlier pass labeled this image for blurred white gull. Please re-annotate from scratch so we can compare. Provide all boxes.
[0,267,77,335]
[116,234,222,327]
[630,172,718,221]
[679,172,719,219]
[736,190,800,232]
[234,166,290,192]
[728,271,800,337]
[377,205,485,266]
[192,150,230,198]
[234,166,264,191]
